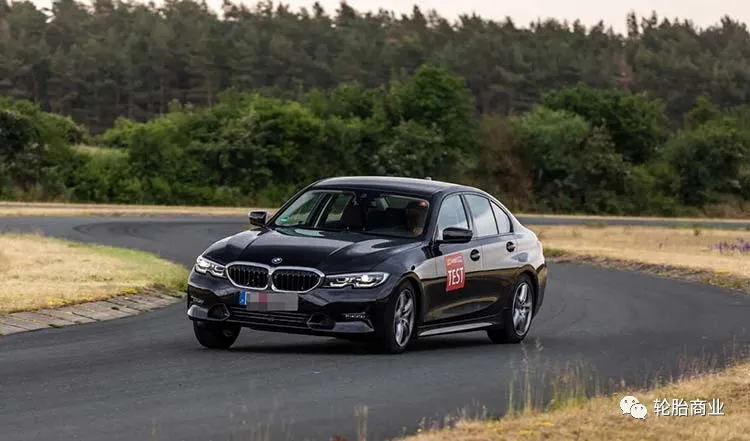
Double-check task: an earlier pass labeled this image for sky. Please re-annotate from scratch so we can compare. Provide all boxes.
[25,0,750,34]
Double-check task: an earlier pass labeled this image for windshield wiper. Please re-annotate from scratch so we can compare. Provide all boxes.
[350,229,415,239]
[276,224,347,233]
[273,223,306,229]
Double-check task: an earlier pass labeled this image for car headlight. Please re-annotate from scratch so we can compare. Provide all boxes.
[323,272,389,289]
[194,255,226,278]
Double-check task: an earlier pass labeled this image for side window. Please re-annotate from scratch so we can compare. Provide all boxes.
[465,194,499,237]
[491,202,511,234]
[436,195,469,239]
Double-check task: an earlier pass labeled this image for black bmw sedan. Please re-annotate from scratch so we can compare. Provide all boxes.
[186,176,548,353]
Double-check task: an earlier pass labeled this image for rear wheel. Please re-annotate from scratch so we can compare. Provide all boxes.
[373,282,417,354]
[487,275,534,344]
[193,320,241,349]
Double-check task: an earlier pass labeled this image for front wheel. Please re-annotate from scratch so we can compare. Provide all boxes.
[193,320,241,349]
[373,282,417,354]
[487,275,534,344]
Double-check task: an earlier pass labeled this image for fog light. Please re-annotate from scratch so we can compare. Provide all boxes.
[308,313,336,329]
[343,312,367,321]
[207,304,230,320]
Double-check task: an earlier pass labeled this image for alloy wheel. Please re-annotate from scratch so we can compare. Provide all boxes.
[512,282,533,336]
[393,288,415,347]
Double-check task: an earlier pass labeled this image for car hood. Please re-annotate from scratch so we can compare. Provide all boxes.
[202,227,422,272]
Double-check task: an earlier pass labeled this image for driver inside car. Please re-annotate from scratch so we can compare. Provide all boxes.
[404,200,428,236]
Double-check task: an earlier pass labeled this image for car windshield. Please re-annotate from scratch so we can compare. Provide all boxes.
[272,189,430,239]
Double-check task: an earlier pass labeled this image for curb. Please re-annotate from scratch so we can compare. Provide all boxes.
[0,288,185,336]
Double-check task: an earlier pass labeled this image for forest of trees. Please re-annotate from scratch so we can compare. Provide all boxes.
[3,0,750,132]
[2,0,750,216]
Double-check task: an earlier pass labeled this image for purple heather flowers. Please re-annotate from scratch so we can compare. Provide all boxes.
[709,237,750,254]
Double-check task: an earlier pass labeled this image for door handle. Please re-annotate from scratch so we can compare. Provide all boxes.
[506,241,516,252]
[470,249,481,261]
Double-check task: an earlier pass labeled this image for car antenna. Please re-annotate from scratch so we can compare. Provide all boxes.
[424,176,432,180]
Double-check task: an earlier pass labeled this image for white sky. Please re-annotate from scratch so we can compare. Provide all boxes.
[25,0,750,33]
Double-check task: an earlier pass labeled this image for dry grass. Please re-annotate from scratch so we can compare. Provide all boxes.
[398,224,750,441]
[406,362,750,441]
[0,233,188,313]
[517,212,750,224]
[0,201,276,217]
[530,225,750,281]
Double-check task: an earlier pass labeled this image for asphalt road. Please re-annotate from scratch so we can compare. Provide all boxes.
[1,215,749,441]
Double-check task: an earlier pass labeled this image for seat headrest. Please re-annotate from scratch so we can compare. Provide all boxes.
[340,202,364,229]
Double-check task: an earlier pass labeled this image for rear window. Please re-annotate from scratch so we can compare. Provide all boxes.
[465,194,499,237]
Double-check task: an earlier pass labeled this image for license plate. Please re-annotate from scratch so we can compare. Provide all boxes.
[239,291,299,311]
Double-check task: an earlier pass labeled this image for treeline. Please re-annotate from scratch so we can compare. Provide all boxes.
[2,0,750,133]
[2,65,750,216]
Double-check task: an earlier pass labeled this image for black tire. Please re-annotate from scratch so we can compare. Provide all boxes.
[193,320,241,349]
[487,274,535,344]
[372,281,417,354]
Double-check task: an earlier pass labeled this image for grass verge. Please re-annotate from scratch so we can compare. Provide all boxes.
[0,233,188,313]
[531,224,750,293]
[406,360,750,441]
[516,212,750,224]
[0,201,271,217]
[398,224,750,441]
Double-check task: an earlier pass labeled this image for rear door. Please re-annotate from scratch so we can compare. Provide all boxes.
[422,193,485,324]
[464,194,521,312]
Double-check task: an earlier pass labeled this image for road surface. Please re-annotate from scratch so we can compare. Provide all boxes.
[0,215,748,441]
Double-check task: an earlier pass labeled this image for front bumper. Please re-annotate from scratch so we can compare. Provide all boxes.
[186,269,396,337]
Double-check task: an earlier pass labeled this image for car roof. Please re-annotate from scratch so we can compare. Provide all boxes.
[310,176,470,197]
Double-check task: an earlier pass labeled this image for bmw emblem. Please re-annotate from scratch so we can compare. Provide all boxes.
[271,257,283,265]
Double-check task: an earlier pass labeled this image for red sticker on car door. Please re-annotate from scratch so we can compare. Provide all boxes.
[445,253,465,292]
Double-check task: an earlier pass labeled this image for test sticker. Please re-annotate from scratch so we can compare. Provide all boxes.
[445,253,465,292]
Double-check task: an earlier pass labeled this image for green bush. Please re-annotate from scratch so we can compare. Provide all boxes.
[66,148,137,203]
[0,107,83,199]
[512,106,663,215]
[95,117,140,148]
[0,108,42,193]
[41,112,89,145]
[541,85,667,164]
[467,114,534,212]
[89,69,480,207]
[660,117,750,206]
[0,98,88,146]
[1,73,750,215]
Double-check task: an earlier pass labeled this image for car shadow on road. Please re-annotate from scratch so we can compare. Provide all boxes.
[226,333,501,355]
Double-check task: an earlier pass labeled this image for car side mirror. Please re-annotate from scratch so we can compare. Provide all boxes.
[438,227,473,244]
[248,210,267,227]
